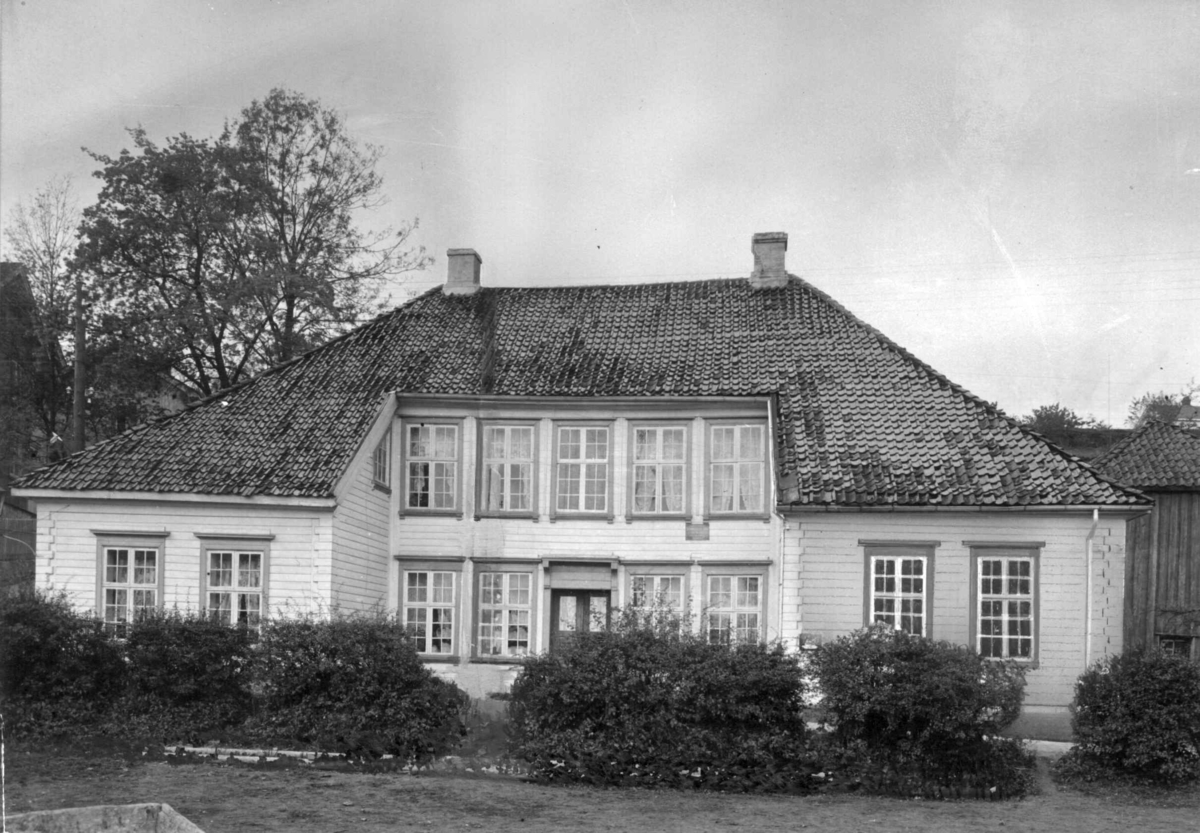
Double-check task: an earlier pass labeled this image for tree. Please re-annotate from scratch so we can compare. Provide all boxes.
[1018,403,1108,435]
[74,88,430,399]
[2,175,79,463]
[1127,380,1199,427]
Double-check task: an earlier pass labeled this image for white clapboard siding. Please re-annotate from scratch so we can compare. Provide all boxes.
[788,511,1127,711]
[330,450,393,613]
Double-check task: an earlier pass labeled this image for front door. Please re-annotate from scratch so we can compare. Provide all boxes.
[550,590,610,653]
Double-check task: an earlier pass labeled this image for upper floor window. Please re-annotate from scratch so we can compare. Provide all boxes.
[709,423,765,514]
[631,425,687,515]
[102,546,159,636]
[482,425,535,513]
[555,425,609,514]
[407,424,459,510]
[372,428,392,489]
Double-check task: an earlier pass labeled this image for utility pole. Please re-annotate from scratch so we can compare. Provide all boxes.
[71,270,85,454]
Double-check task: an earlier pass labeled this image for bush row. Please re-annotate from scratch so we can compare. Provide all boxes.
[0,590,467,764]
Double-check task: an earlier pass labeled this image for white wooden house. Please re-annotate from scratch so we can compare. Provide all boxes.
[13,232,1148,737]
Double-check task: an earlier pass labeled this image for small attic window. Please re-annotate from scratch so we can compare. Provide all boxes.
[373,428,392,492]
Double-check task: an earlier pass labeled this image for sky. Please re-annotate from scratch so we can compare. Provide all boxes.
[2,0,1199,426]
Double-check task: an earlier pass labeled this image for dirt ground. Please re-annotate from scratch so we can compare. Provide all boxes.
[5,746,1200,833]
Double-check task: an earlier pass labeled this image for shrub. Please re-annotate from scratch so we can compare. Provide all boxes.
[113,610,255,739]
[813,625,1032,796]
[509,607,816,791]
[0,588,125,735]
[249,611,468,764]
[1069,650,1200,782]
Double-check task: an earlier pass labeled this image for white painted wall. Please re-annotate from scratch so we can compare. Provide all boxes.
[331,448,393,613]
[32,498,334,616]
[786,510,1129,714]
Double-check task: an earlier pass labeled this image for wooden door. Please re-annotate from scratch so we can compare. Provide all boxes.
[550,590,610,653]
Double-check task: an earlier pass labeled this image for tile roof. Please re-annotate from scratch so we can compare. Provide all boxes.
[1092,421,1200,491]
[13,276,1146,507]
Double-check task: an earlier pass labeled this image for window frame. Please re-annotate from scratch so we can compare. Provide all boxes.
[477,420,539,518]
[550,420,615,521]
[701,564,768,644]
[704,420,770,519]
[624,563,691,616]
[400,418,465,517]
[94,531,168,637]
[197,535,272,632]
[472,563,539,661]
[372,426,392,492]
[862,544,935,637]
[627,421,691,520]
[397,557,464,661]
[969,546,1040,664]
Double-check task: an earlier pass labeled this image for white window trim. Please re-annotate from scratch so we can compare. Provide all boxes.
[863,545,935,637]
[701,566,767,644]
[400,419,464,517]
[704,421,769,519]
[627,422,691,519]
[197,536,272,630]
[551,421,614,520]
[478,421,538,518]
[94,531,168,636]
[970,546,1040,663]
[473,565,537,660]
[372,427,392,492]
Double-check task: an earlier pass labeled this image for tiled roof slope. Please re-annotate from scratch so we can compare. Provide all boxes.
[14,276,1146,507]
[1092,421,1200,491]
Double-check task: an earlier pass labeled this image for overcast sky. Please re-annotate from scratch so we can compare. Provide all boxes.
[3,0,1199,425]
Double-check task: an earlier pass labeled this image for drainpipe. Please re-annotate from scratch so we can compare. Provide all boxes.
[1084,508,1099,669]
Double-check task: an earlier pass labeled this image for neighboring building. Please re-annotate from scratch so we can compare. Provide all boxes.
[1176,397,1200,430]
[13,233,1148,736]
[1093,421,1200,658]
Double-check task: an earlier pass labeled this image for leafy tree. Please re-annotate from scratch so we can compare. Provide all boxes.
[1126,380,1198,427]
[75,88,431,399]
[1018,403,1108,435]
[2,175,79,463]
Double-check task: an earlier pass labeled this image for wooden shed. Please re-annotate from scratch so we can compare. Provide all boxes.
[1094,422,1200,657]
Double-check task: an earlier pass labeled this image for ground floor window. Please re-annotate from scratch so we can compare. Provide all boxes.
[973,548,1038,661]
[1158,635,1195,659]
[206,550,264,629]
[704,574,762,643]
[477,571,533,658]
[404,570,456,654]
[101,546,159,636]
[865,545,932,636]
[630,574,684,611]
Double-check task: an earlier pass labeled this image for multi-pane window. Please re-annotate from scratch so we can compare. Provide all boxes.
[709,424,765,513]
[869,555,927,635]
[556,426,609,513]
[404,571,455,654]
[208,550,263,629]
[632,426,686,514]
[705,575,761,643]
[373,428,391,488]
[482,426,534,512]
[102,547,158,635]
[407,424,458,510]
[977,555,1035,660]
[630,574,684,611]
[478,572,533,657]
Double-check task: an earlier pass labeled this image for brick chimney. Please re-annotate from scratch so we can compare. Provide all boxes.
[444,248,482,295]
[749,232,788,288]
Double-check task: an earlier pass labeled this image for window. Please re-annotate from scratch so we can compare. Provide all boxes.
[101,546,160,636]
[207,549,264,629]
[477,571,533,657]
[705,574,762,643]
[631,574,684,611]
[481,425,535,513]
[631,425,687,515]
[709,423,766,514]
[866,547,931,636]
[974,551,1037,660]
[406,423,459,510]
[1158,635,1194,658]
[372,428,391,489]
[555,425,609,514]
[404,570,455,654]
